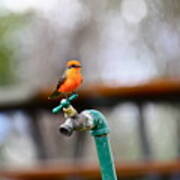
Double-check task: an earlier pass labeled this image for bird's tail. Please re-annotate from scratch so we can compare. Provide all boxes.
[48,91,61,99]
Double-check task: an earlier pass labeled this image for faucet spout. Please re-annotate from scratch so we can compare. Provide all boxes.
[59,118,75,136]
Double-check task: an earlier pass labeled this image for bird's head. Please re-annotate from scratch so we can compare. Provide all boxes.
[67,60,82,69]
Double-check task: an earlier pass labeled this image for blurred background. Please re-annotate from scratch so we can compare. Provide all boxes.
[1,0,180,179]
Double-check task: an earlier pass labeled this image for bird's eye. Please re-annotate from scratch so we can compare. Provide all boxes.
[71,64,77,68]
[68,64,81,68]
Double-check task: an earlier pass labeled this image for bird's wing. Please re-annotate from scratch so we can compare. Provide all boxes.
[48,73,67,99]
[56,73,66,90]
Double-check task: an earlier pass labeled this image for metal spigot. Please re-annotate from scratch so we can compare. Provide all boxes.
[52,93,79,136]
[51,94,117,180]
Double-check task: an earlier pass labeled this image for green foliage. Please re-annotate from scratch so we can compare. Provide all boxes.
[0,12,32,86]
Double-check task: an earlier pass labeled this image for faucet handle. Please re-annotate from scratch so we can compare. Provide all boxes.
[68,93,79,102]
[52,93,79,114]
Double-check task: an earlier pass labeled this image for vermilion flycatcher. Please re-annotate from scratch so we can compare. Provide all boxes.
[48,60,83,99]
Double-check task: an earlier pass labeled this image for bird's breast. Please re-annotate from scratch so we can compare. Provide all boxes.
[59,72,82,93]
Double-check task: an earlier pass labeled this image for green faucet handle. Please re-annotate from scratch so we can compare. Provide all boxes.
[52,93,79,114]
[68,93,79,102]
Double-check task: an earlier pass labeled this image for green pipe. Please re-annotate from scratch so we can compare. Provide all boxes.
[94,136,117,180]
[87,110,118,180]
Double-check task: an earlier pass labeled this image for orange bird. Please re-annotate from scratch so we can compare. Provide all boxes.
[48,60,83,99]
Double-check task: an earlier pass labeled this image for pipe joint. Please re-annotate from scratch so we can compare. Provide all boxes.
[83,110,110,137]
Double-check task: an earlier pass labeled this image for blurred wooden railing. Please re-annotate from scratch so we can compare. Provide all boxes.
[1,78,180,110]
[1,161,180,179]
[40,78,180,98]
